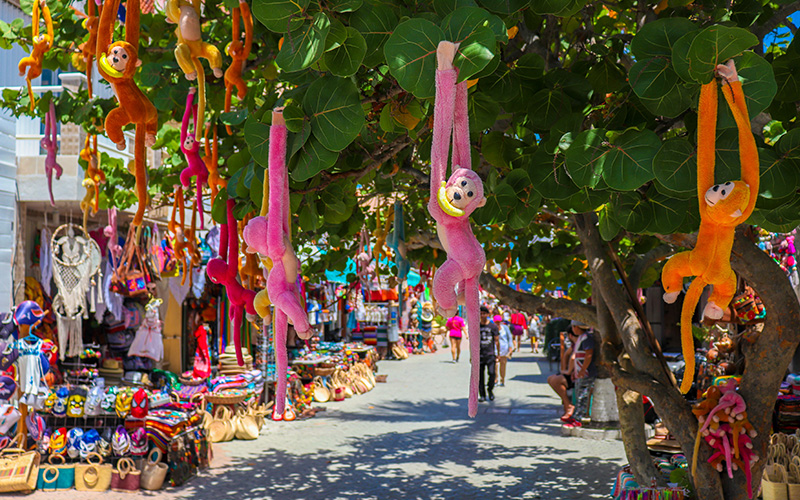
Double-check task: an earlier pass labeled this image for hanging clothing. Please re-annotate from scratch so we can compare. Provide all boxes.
[40,227,52,297]
[192,325,211,379]
[169,274,191,305]
[55,302,83,360]
[103,260,124,321]
[16,336,44,406]
[128,308,163,361]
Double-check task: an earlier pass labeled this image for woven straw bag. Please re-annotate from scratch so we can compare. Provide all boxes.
[313,376,331,403]
[234,406,260,440]
[111,457,141,492]
[209,406,234,443]
[0,438,40,493]
[74,452,112,492]
[764,463,789,500]
[140,448,168,491]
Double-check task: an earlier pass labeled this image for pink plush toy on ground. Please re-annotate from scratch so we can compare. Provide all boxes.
[41,100,63,206]
[243,109,313,419]
[179,88,208,229]
[429,41,487,418]
[207,198,256,366]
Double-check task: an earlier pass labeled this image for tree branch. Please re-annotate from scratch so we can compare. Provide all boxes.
[479,272,598,327]
[629,244,674,290]
[754,1,800,53]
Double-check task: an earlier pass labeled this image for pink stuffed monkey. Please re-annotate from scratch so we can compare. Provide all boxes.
[103,207,123,265]
[207,198,256,365]
[429,41,487,418]
[179,88,208,229]
[243,109,312,418]
[41,100,63,206]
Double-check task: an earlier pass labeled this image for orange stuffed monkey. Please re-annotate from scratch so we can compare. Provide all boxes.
[18,0,53,111]
[79,0,101,98]
[661,60,759,394]
[224,0,252,134]
[204,124,226,204]
[96,0,158,227]
[169,186,191,286]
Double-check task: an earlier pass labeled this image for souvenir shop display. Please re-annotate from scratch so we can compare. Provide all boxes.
[611,455,690,500]
[761,431,800,500]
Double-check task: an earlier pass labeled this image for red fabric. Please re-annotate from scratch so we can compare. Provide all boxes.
[192,325,211,379]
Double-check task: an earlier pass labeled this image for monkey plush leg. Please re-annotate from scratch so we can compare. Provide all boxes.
[199,42,223,78]
[273,308,288,417]
[175,44,197,79]
[704,271,736,320]
[145,115,158,147]
[662,251,693,303]
[234,75,246,100]
[433,258,463,318]
[105,107,130,150]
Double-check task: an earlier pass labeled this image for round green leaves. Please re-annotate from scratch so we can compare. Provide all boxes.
[252,0,311,33]
[303,76,366,152]
[323,27,367,77]
[565,129,660,191]
[384,18,444,99]
[275,12,331,72]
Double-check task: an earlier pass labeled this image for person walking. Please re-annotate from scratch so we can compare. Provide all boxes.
[478,306,499,402]
[495,314,513,386]
[446,314,465,363]
[528,314,542,353]
[510,311,527,353]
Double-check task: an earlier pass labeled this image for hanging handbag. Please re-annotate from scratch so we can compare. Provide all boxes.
[37,466,59,492]
[74,452,112,492]
[0,439,40,493]
[47,453,75,490]
[111,457,141,492]
[111,226,149,297]
[159,237,179,278]
[140,448,168,490]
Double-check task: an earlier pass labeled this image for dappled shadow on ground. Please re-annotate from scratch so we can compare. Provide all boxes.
[179,423,619,500]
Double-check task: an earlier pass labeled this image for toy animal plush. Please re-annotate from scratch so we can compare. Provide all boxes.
[429,41,487,418]
[41,100,63,207]
[207,198,256,366]
[166,0,223,141]
[96,0,158,227]
[18,0,53,111]
[203,124,226,204]
[661,60,759,394]
[180,88,208,229]
[387,200,411,281]
[243,110,313,419]
[224,0,252,134]
[104,207,123,266]
[80,134,105,213]
[78,0,101,98]
[243,175,273,320]
[169,186,191,285]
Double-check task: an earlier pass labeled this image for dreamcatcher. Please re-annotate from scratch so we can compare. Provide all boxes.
[51,223,102,359]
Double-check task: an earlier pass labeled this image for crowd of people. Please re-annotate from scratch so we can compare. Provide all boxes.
[443,306,597,428]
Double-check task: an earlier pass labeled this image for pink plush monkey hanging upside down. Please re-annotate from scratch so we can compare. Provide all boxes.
[180,88,208,229]
[42,100,63,207]
[243,109,313,419]
[429,41,487,418]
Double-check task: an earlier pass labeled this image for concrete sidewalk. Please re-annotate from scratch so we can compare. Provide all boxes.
[21,348,626,499]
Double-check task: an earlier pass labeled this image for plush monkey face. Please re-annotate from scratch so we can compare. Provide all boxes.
[704,180,750,225]
[183,134,197,152]
[102,42,141,78]
[206,258,229,284]
[439,168,486,217]
[227,40,244,57]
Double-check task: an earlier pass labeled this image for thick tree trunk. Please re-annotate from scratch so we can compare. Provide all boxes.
[615,386,664,486]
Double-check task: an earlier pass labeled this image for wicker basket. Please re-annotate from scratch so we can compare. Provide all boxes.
[313,366,335,377]
[205,391,246,405]
[179,376,207,386]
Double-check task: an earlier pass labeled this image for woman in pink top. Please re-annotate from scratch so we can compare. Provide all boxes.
[446,315,465,363]
[510,312,527,353]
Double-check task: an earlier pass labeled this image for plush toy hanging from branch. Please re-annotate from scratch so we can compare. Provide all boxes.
[166,0,223,141]
[204,124,226,205]
[429,41,487,418]
[169,186,191,286]
[73,0,101,98]
[41,100,62,207]
[207,198,256,366]
[180,88,208,229]
[661,60,759,394]
[96,0,158,227]
[80,134,105,230]
[244,109,313,420]
[224,0,252,134]
[243,165,273,321]
[18,0,53,111]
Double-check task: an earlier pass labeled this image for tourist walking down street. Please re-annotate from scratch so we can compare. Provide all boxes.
[446,314,465,363]
[495,314,513,386]
[509,311,527,352]
[478,306,500,402]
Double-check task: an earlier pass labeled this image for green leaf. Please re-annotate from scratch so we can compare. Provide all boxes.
[220,110,248,126]
[251,166,264,208]
[529,0,572,15]
[630,18,698,60]
[283,105,306,133]
[527,89,570,130]
[441,8,498,81]
[671,30,700,83]
[601,129,660,191]
[275,12,331,73]
[527,151,579,201]
[350,1,397,67]
[477,0,527,14]
[777,129,800,160]
[303,76,365,152]
[478,66,522,104]
[140,63,161,87]
[686,26,758,83]
[292,136,339,181]
[565,128,608,188]
[555,187,608,212]
[772,52,800,102]
[516,53,545,80]
[327,0,362,12]
[322,27,367,77]
[384,18,444,99]
[251,0,310,33]
[211,191,228,224]
[610,192,652,233]
[587,58,626,94]
[652,138,697,198]
[325,18,348,51]
[482,131,522,168]
[434,0,477,16]
[244,116,271,167]
[647,191,689,234]
[629,58,694,118]
[598,204,621,241]
[468,92,500,131]
[759,147,800,201]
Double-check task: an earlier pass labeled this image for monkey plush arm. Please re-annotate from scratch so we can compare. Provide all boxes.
[181,90,193,143]
[267,111,288,262]
[697,81,718,218]
[95,0,120,60]
[721,78,759,220]
[241,0,253,59]
[126,0,140,53]
[429,42,458,218]
[43,1,53,41]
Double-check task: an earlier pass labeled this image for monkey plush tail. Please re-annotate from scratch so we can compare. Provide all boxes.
[681,277,706,394]
[27,77,35,112]
[273,309,288,417]
[465,276,480,418]
[132,125,147,227]
[194,58,205,142]
[196,176,205,230]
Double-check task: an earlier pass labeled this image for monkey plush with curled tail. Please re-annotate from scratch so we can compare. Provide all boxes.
[224,0,252,134]
[243,109,313,420]
[96,0,158,227]
[41,100,62,207]
[661,60,759,394]
[19,0,53,111]
[166,0,223,141]
[179,88,208,229]
[430,41,487,418]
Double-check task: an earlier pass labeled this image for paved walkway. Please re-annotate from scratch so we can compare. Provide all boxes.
[25,348,626,499]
